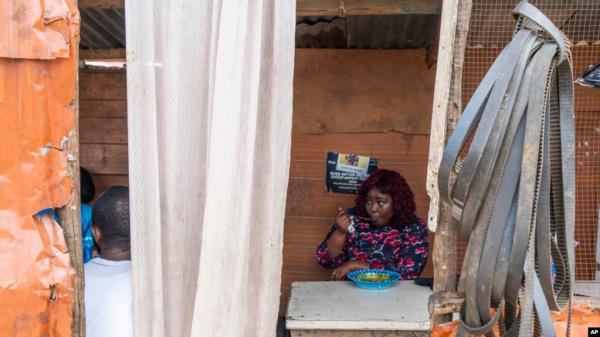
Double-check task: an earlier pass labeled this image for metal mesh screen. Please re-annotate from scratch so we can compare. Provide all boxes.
[460,0,600,280]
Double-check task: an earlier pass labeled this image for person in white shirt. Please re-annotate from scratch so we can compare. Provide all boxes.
[85,186,132,337]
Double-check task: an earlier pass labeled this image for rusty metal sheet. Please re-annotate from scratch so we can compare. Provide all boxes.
[0,0,79,336]
[0,0,74,59]
[0,214,75,337]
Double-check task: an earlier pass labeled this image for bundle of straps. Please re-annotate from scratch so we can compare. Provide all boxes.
[438,2,575,336]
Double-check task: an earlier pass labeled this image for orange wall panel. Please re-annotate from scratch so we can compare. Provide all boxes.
[0,1,79,336]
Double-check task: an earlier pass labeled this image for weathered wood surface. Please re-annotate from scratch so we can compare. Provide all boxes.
[294,49,435,135]
[58,107,84,337]
[80,118,127,144]
[80,99,126,118]
[79,69,129,198]
[81,0,440,13]
[79,0,123,8]
[427,0,472,328]
[428,292,464,316]
[430,205,458,326]
[93,174,129,193]
[80,144,128,175]
[79,71,126,100]
[80,48,126,60]
[425,0,459,232]
[297,0,441,16]
[291,133,431,161]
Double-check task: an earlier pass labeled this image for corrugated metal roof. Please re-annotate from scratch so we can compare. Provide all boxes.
[80,7,125,49]
[79,11,439,50]
[78,4,598,51]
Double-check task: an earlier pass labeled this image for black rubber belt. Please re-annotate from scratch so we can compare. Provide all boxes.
[437,2,575,336]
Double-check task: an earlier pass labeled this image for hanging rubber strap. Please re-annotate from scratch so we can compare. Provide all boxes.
[513,1,567,63]
[437,2,575,336]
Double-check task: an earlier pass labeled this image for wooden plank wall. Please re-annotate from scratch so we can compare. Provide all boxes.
[79,69,129,197]
[281,49,436,314]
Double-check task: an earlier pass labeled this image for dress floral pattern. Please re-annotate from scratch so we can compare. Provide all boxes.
[316,217,429,280]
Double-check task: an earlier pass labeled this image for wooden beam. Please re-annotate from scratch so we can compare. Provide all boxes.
[58,150,85,337]
[428,292,464,316]
[427,0,472,329]
[430,205,458,326]
[297,0,442,16]
[80,48,126,60]
[79,0,123,9]
[82,0,440,16]
[426,0,458,234]
[59,48,85,337]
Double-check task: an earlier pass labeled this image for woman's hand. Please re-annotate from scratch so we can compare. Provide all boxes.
[331,260,370,280]
[335,207,352,233]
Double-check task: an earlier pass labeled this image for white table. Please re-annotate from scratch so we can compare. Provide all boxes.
[286,281,431,337]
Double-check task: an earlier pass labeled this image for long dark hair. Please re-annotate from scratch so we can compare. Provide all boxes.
[353,169,416,226]
[80,167,95,204]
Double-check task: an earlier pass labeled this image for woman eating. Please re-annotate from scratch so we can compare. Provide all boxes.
[316,169,429,280]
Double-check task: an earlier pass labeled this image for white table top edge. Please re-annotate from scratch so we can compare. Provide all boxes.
[286,319,430,331]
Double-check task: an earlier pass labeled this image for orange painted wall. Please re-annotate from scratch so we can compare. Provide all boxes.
[0,1,80,336]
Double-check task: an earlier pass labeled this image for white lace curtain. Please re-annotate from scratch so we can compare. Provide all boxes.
[125,1,296,336]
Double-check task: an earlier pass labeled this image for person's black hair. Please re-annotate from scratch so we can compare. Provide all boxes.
[92,186,130,251]
[80,167,95,204]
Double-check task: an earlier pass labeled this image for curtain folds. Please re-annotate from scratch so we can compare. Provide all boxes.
[125,1,296,336]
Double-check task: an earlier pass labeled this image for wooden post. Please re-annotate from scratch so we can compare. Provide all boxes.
[430,205,458,325]
[58,138,84,337]
[426,0,472,329]
[58,2,85,334]
[428,292,464,317]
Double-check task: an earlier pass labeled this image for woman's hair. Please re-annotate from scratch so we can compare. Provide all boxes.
[354,169,416,226]
[80,167,95,204]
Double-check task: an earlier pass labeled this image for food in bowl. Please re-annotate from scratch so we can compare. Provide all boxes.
[347,269,401,290]
[354,272,393,283]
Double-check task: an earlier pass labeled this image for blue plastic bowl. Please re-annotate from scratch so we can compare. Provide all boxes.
[347,269,401,290]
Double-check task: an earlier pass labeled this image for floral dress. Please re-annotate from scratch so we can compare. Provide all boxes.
[316,217,429,280]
